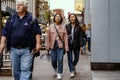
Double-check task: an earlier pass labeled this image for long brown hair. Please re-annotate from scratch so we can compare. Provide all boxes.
[82,23,86,32]
[68,13,80,25]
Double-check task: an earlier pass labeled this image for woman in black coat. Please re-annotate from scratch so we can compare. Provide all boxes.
[66,13,83,78]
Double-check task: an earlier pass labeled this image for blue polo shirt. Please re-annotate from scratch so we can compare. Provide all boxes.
[2,12,41,48]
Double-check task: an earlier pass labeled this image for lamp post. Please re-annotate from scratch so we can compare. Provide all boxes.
[47,0,50,26]
[0,0,2,72]
[0,0,2,39]
[48,1,50,26]
[45,0,50,26]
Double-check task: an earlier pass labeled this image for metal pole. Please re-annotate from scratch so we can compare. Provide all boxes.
[0,0,2,39]
[48,0,50,25]
[0,0,2,72]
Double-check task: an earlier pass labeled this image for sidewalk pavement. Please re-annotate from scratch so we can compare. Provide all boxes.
[0,50,92,80]
[92,71,120,80]
[1,50,120,80]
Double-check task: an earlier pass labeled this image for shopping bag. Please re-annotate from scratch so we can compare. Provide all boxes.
[40,51,50,62]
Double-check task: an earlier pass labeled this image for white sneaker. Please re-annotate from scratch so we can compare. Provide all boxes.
[89,52,91,55]
[57,73,62,80]
[87,51,91,55]
[70,71,75,78]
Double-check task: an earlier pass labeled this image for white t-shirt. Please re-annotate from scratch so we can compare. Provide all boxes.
[86,29,91,38]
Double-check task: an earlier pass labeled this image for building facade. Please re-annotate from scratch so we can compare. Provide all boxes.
[28,0,50,24]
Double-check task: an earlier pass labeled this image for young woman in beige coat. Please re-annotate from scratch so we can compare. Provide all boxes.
[46,13,69,80]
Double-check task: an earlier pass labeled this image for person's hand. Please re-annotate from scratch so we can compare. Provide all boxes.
[32,44,41,54]
[46,46,49,51]
[68,34,72,39]
[0,43,5,54]
[80,47,83,54]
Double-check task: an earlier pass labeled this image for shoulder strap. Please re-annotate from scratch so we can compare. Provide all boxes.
[54,24,64,43]
[28,13,36,24]
[7,15,14,25]
[6,14,14,52]
[7,14,14,30]
[32,16,36,24]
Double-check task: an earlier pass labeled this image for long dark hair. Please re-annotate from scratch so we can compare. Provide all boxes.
[68,13,80,25]
[53,13,63,24]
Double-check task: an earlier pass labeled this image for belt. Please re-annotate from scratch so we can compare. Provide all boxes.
[12,46,29,49]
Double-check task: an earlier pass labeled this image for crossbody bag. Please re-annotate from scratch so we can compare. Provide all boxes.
[54,25,65,54]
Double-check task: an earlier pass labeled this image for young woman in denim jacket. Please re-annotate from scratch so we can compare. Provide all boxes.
[46,13,69,80]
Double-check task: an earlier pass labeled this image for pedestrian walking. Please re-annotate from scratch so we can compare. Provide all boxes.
[66,13,83,78]
[86,24,91,55]
[81,23,87,55]
[46,13,69,80]
[0,0,41,80]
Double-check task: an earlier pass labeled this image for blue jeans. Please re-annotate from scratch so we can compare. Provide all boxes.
[83,38,86,53]
[67,48,80,72]
[10,47,34,80]
[86,37,91,52]
[50,48,64,74]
